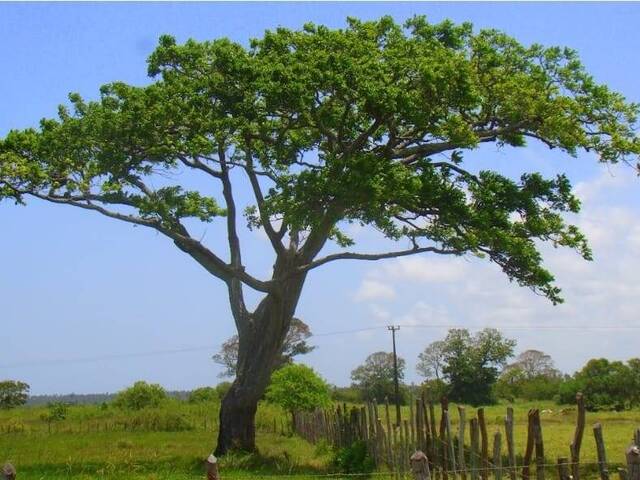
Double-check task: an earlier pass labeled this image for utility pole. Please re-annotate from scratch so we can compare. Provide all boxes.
[388,325,401,427]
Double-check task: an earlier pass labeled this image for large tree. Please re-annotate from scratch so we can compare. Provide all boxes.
[1,17,639,453]
[438,328,516,405]
[213,317,315,378]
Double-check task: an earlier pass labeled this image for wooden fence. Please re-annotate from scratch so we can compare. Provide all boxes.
[293,393,640,480]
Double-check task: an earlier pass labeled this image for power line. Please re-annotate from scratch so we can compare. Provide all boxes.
[3,322,640,370]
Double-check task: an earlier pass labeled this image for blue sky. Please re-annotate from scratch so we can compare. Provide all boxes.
[1,2,640,395]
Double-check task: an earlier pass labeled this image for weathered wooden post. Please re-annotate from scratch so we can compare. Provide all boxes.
[570,393,586,480]
[505,407,516,480]
[557,457,570,480]
[206,453,219,480]
[626,444,640,480]
[2,464,16,480]
[593,423,610,480]
[411,450,432,480]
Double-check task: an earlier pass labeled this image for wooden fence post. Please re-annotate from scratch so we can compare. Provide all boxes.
[626,445,640,480]
[571,393,586,480]
[522,409,535,480]
[478,408,489,480]
[459,406,467,480]
[533,410,544,480]
[411,450,432,480]
[505,407,516,480]
[493,431,503,480]
[593,423,610,480]
[557,457,570,480]
[205,454,219,480]
[471,418,480,480]
[2,464,16,480]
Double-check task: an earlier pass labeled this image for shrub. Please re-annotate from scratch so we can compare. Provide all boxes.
[332,440,375,474]
[266,364,331,415]
[113,381,167,410]
[188,387,218,404]
[0,380,29,409]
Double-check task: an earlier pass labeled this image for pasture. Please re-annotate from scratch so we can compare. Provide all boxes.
[1,399,639,479]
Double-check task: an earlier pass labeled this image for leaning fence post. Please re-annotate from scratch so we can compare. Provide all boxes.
[2,464,16,480]
[571,393,586,480]
[626,444,640,480]
[470,418,480,480]
[206,454,219,480]
[478,408,489,480]
[593,423,610,480]
[522,409,535,480]
[412,450,432,480]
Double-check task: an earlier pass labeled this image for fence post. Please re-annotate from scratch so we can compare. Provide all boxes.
[533,410,544,480]
[557,457,570,480]
[571,393,586,480]
[205,454,219,480]
[478,408,489,480]
[493,431,503,480]
[470,418,480,480]
[593,423,610,480]
[626,445,640,480]
[522,409,535,480]
[458,406,467,480]
[411,450,432,480]
[2,464,16,480]
[505,407,516,480]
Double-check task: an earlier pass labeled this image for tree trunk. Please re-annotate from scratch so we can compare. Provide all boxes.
[214,267,306,455]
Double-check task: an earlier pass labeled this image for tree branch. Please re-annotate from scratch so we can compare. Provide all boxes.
[298,244,462,273]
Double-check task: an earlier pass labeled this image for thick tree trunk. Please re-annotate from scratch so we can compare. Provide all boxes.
[214,267,306,455]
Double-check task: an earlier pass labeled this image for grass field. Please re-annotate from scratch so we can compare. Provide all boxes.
[1,399,638,479]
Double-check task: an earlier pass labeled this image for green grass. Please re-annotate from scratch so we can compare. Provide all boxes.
[0,399,638,479]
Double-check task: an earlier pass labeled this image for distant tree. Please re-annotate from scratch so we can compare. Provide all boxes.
[213,318,315,378]
[416,340,446,380]
[437,328,516,405]
[265,364,331,424]
[559,358,634,411]
[351,352,406,404]
[113,381,167,410]
[188,387,218,404]
[0,380,29,410]
[504,350,560,379]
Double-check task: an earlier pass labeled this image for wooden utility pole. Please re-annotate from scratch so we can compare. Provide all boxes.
[388,325,401,426]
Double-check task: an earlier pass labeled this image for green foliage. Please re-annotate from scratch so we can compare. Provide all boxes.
[564,358,637,411]
[265,364,331,413]
[41,402,68,421]
[0,380,29,410]
[332,440,375,475]
[330,386,362,403]
[434,328,516,405]
[421,379,450,403]
[188,387,218,404]
[1,16,637,309]
[350,351,407,404]
[113,381,167,411]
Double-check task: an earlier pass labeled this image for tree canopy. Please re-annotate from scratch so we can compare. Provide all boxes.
[0,380,29,410]
[2,16,638,306]
[351,351,407,403]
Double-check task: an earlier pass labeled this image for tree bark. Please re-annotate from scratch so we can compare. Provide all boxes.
[214,262,306,455]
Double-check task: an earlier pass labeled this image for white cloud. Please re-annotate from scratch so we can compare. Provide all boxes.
[381,257,469,283]
[353,279,396,302]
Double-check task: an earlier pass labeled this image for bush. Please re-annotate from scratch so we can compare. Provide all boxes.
[332,440,375,474]
[188,387,218,404]
[41,402,68,421]
[215,381,232,399]
[113,381,167,410]
[266,364,331,414]
[421,379,449,403]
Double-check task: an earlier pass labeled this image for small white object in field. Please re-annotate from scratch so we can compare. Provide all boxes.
[207,454,217,464]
